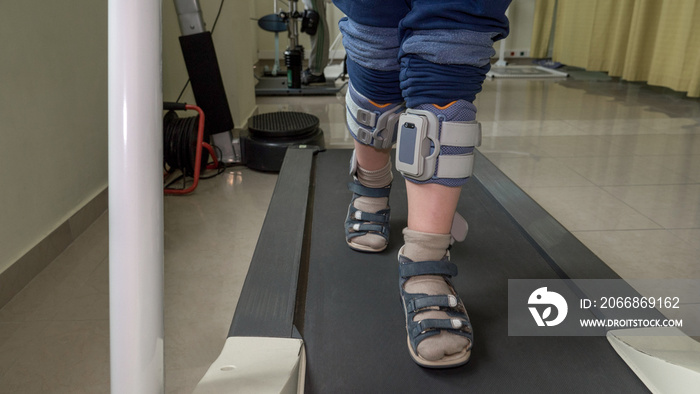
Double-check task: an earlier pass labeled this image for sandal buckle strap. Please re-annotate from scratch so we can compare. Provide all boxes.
[399,260,458,278]
[406,294,458,313]
[353,210,389,223]
[411,318,472,337]
[347,181,391,198]
[349,223,387,234]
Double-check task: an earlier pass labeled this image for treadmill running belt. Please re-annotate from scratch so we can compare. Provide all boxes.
[300,149,646,393]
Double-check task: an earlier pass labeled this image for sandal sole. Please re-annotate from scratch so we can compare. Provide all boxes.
[346,239,387,253]
[405,335,471,368]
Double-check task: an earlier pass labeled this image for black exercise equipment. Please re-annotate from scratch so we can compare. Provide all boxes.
[229,148,649,393]
[241,112,324,172]
[255,0,346,96]
[174,0,237,163]
[173,0,323,172]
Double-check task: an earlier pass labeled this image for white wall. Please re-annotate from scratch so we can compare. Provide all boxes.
[0,1,109,273]
[0,0,258,275]
[494,0,536,57]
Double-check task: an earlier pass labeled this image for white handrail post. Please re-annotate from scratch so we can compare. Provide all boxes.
[108,0,164,393]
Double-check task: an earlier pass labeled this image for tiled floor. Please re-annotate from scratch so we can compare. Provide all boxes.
[1,69,699,392]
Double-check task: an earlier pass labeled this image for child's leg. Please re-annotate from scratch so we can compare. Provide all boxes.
[395,0,512,367]
[336,12,405,252]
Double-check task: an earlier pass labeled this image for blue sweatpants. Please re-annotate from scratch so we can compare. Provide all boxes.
[333,0,511,107]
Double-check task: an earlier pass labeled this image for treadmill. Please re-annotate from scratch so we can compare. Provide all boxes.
[196,147,649,393]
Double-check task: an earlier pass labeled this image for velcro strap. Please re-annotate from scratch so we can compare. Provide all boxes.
[346,108,373,144]
[348,182,391,198]
[440,121,481,147]
[407,294,458,313]
[349,223,385,233]
[435,154,475,179]
[411,318,470,337]
[346,108,400,149]
[353,210,388,223]
[399,260,458,278]
[346,89,378,127]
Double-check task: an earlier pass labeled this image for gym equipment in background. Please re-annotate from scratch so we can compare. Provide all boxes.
[255,0,346,96]
[487,6,568,79]
[174,0,238,164]
[241,111,324,172]
[173,0,324,173]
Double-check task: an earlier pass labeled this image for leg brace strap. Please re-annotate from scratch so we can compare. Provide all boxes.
[396,108,482,182]
[346,87,404,149]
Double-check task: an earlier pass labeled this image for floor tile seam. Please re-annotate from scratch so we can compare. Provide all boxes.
[665,231,700,253]
[483,140,683,159]
[589,179,700,188]
[559,220,665,233]
[602,183,700,192]
[521,184,612,191]
[83,255,109,282]
[571,227,700,246]
[0,314,61,324]
[560,119,661,135]
[572,228,700,253]
[668,227,700,231]
[521,182,663,220]
[571,228,679,234]
[488,151,675,160]
[544,151,690,159]
[0,358,18,383]
[594,185,667,229]
[49,317,110,323]
[606,134,700,148]
[515,183,664,232]
[652,165,700,184]
[545,156,620,188]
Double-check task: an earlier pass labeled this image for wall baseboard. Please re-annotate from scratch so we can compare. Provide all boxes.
[0,188,108,310]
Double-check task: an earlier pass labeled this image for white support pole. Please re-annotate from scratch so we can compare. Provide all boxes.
[108,0,164,393]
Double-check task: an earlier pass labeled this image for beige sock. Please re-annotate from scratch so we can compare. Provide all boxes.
[402,228,470,361]
[349,161,393,250]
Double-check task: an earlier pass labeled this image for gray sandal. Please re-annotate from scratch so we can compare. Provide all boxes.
[399,253,473,368]
[344,180,391,252]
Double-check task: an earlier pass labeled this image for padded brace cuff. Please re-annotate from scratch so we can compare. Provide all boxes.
[346,84,405,149]
[395,108,481,182]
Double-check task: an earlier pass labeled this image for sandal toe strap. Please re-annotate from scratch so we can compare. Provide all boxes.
[347,222,388,235]
[410,317,472,337]
[349,208,389,223]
